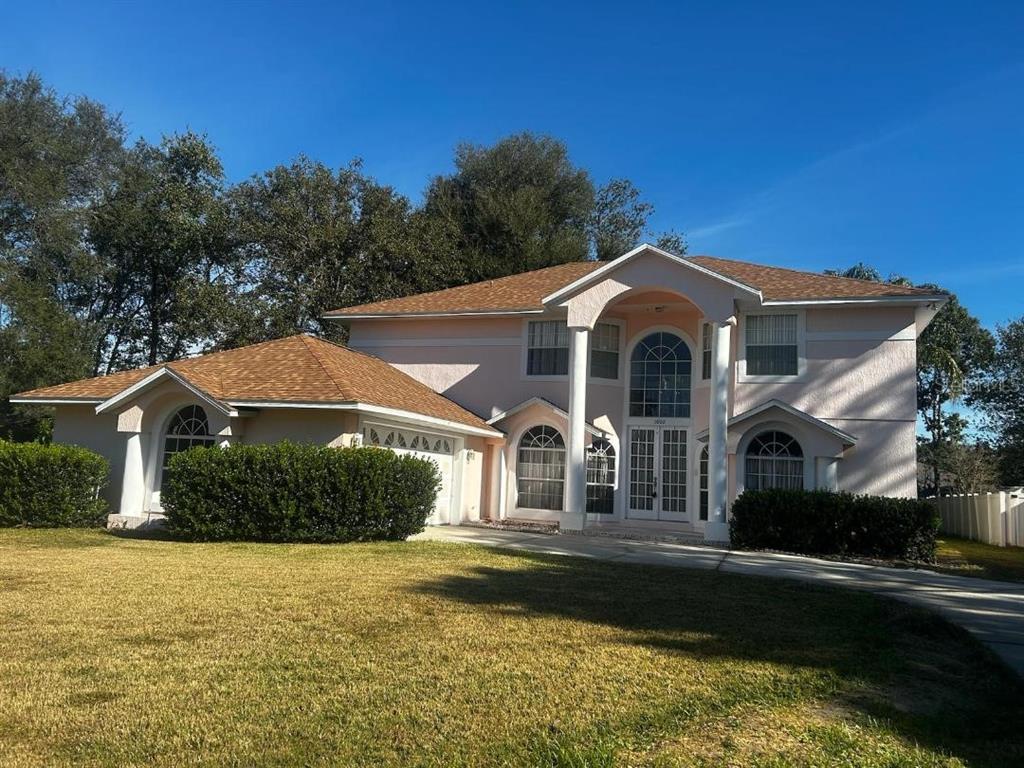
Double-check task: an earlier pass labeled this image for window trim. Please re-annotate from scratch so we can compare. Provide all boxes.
[157,404,216,493]
[696,319,713,386]
[735,420,815,494]
[520,317,625,384]
[585,437,618,515]
[513,422,568,513]
[736,309,806,382]
[522,319,571,379]
[742,429,806,491]
[626,328,695,421]
[697,444,709,521]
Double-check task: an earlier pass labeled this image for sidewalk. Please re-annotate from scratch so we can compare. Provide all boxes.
[414,525,1024,678]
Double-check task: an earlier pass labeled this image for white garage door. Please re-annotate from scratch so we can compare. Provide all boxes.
[363,425,455,525]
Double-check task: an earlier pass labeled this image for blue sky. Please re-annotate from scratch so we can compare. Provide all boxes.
[5,0,1022,328]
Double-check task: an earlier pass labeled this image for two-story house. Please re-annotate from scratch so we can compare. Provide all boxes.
[14,245,945,542]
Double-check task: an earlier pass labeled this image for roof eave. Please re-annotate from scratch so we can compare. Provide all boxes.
[7,396,105,406]
[759,294,948,307]
[541,243,764,306]
[226,399,503,439]
[95,367,236,417]
[487,396,608,438]
[696,399,858,447]
[323,309,546,321]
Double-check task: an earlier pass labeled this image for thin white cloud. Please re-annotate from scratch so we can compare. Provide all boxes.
[685,62,1024,252]
[931,260,1024,284]
[685,217,751,239]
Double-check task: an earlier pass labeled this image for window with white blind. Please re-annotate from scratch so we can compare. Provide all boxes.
[698,444,709,520]
[585,438,616,514]
[744,431,805,490]
[160,405,216,491]
[516,425,566,510]
[590,323,620,379]
[744,313,800,377]
[701,322,712,380]
[525,320,621,379]
[526,321,570,376]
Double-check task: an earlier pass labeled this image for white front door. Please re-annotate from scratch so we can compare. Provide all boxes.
[627,425,689,522]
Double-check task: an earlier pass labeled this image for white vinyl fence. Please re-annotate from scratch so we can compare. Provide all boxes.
[930,491,1024,547]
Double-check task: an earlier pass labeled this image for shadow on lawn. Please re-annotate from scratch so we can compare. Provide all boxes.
[414,549,1024,767]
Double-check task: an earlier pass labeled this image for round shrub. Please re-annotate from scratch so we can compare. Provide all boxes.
[729,488,940,561]
[161,442,441,542]
[0,440,109,527]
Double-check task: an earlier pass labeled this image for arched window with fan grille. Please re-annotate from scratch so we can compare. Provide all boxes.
[160,405,216,490]
[744,430,804,490]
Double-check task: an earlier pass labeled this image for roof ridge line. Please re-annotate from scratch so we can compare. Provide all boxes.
[298,334,351,400]
[146,363,230,412]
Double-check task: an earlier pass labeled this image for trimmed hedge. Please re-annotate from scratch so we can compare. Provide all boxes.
[729,488,940,561]
[0,440,109,527]
[161,442,441,542]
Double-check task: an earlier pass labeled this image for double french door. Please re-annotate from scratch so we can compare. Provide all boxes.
[627,425,689,521]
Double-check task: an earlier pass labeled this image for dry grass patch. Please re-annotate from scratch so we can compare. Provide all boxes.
[935,537,1024,583]
[0,529,1021,767]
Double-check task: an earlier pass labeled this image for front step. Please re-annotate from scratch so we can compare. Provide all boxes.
[464,519,560,535]
[574,525,707,546]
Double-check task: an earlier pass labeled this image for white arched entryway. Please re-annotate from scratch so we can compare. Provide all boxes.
[546,244,758,540]
[620,326,696,523]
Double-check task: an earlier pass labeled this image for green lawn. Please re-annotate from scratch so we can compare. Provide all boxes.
[1,530,1021,767]
[935,537,1024,583]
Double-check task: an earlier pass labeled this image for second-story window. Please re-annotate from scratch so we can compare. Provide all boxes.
[590,322,620,379]
[526,320,621,378]
[701,322,712,380]
[745,314,798,376]
[527,321,570,376]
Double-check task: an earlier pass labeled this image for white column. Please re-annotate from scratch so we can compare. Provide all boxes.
[118,430,146,517]
[705,320,732,543]
[564,325,590,531]
[498,445,509,521]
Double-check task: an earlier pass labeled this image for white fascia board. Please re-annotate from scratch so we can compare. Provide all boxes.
[226,400,503,439]
[95,367,235,417]
[322,309,545,321]
[541,243,763,305]
[695,399,858,446]
[486,396,608,437]
[759,294,948,307]
[8,397,105,405]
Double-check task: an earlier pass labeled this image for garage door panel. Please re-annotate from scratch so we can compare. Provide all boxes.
[362,426,456,525]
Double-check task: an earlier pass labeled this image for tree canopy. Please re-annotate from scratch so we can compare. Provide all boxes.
[2,69,1016,489]
[0,78,687,440]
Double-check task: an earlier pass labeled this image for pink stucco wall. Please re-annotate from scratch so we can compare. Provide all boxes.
[53,405,125,509]
[347,301,921,500]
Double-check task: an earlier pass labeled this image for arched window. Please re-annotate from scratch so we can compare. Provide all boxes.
[517,426,565,511]
[629,332,692,418]
[745,430,804,490]
[698,445,709,521]
[161,405,215,489]
[586,439,616,515]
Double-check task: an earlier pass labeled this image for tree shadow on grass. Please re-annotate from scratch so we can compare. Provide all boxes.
[413,549,1024,767]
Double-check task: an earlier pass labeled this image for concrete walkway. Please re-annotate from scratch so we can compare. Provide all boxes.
[414,525,1024,678]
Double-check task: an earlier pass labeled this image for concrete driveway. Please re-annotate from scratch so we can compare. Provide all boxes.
[414,525,1024,678]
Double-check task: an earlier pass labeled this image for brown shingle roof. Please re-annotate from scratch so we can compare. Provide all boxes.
[689,256,938,302]
[14,335,494,432]
[324,261,604,317]
[325,254,938,317]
